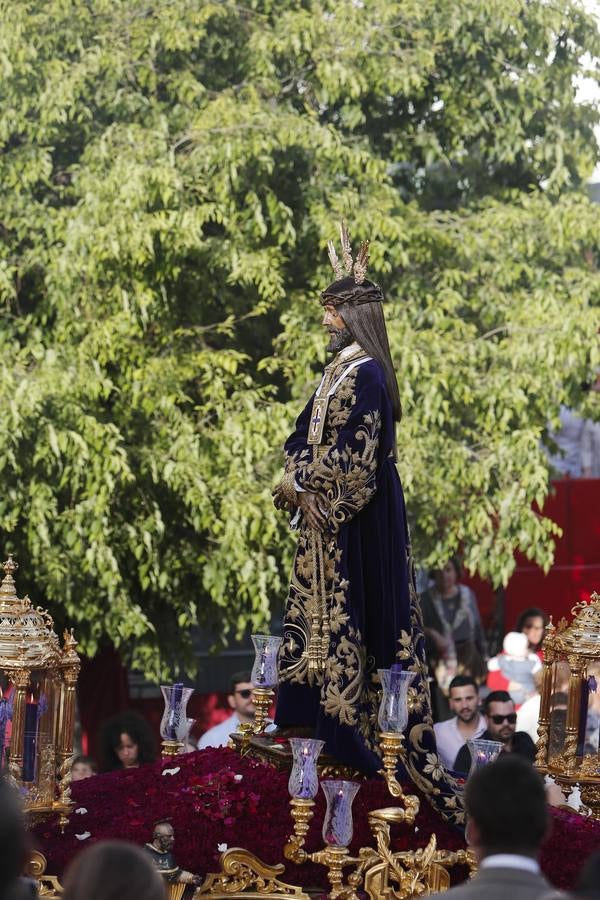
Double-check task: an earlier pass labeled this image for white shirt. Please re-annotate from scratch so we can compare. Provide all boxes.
[516,692,541,742]
[434,714,487,770]
[197,713,240,749]
[480,855,540,874]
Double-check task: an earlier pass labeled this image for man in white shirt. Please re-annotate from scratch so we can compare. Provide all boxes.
[434,675,486,771]
[430,755,566,899]
[197,671,255,749]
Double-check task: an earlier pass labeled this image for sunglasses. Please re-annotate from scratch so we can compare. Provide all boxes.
[235,689,253,699]
[489,713,517,725]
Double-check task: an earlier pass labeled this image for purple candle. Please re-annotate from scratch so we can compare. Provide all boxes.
[165,683,184,740]
[23,695,38,782]
[390,661,403,691]
[0,690,8,772]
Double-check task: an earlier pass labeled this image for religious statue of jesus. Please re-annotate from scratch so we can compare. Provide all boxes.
[273,224,463,824]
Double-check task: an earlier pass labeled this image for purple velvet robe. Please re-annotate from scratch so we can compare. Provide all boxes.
[275,348,464,826]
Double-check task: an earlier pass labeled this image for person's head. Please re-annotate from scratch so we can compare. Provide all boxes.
[100,710,156,772]
[484,691,516,745]
[228,671,255,723]
[62,841,166,900]
[448,676,480,724]
[465,754,548,861]
[71,755,97,782]
[502,631,529,660]
[515,607,548,652]
[321,303,354,354]
[0,779,29,896]
[433,557,461,593]
[152,820,175,853]
[320,226,401,427]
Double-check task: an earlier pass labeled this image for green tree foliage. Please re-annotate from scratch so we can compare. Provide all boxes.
[0,0,598,675]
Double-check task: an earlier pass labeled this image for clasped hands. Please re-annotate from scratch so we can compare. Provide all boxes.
[272,485,327,532]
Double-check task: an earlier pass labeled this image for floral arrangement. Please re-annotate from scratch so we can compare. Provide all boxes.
[35,747,600,891]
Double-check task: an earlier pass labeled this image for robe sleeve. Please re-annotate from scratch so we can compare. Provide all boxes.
[283,393,314,475]
[294,364,387,534]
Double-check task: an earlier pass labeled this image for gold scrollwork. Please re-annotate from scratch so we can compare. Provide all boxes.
[194,848,310,898]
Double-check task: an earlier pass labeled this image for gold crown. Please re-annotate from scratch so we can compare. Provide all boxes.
[327,221,369,285]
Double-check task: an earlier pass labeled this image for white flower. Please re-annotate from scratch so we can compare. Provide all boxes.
[75,807,88,815]
[233,774,243,782]
[75,832,91,841]
[217,843,228,852]
[162,767,180,776]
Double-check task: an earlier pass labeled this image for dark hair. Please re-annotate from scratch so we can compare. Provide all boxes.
[576,851,600,899]
[448,675,478,694]
[99,710,156,772]
[0,779,29,895]
[484,690,513,713]
[515,607,548,632]
[62,841,166,900]
[322,281,401,426]
[465,755,548,856]
[230,671,252,693]
[71,755,97,773]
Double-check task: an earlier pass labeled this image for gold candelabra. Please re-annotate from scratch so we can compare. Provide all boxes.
[282,729,472,899]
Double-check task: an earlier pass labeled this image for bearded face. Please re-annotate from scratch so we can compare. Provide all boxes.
[322,303,353,354]
[326,324,354,354]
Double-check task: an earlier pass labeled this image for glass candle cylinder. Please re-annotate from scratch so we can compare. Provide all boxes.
[467,739,503,776]
[321,780,360,847]
[377,668,416,733]
[251,635,283,688]
[160,684,194,742]
[288,738,325,799]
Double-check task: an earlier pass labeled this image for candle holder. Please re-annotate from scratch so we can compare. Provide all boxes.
[0,556,80,832]
[237,634,283,752]
[466,739,503,776]
[377,667,416,801]
[311,780,361,900]
[284,738,325,862]
[160,683,194,758]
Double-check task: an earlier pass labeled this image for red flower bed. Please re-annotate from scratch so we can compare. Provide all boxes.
[34,748,600,891]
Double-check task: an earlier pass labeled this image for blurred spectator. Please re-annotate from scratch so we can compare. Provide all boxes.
[430,755,567,900]
[0,779,36,900]
[575,851,600,900]
[516,670,544,742]
[71,755,97,782]
[453,690,536,775]
[581,370,600,478]
[100,710,156,772]
[421,558,487,717]
[486,632,541,709]
[515,608,548,659]
[62,841,165,900]
[197,671,255,749]
[434,675,486,771]
[546,405,585,477]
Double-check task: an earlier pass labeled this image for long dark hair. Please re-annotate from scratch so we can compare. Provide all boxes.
[99,710,156,771]
[338,299,402,423]
[62,841,166,900]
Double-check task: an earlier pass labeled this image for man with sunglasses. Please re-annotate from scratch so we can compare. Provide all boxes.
[453,690,536,775]
[197,671,256,749]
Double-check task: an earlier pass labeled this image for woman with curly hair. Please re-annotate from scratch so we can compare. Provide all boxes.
[99,710,156,772]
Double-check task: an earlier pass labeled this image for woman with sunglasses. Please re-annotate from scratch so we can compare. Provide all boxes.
[197,671,256,749]
[452,690,536,775]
